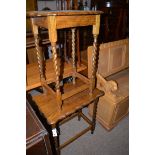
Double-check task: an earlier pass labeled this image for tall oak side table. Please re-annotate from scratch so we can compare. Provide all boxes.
[27,10,104,155]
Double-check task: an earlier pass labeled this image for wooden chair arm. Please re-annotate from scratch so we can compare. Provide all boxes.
[96,73,118,95]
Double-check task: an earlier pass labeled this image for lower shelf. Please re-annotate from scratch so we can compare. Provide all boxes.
[26,58,87,91]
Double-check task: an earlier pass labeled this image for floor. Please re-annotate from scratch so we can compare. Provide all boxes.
[60,108,129,155]
[30,90,129,155]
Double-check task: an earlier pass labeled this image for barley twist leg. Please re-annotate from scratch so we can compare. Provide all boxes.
[71,28,76,84]
[90,34,98,94]
[34,34,45,81]
[51,42,62,110]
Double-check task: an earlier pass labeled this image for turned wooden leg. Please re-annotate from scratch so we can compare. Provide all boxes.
[76,29,81,66]
[71,28,76,84]
[90,15,100,95]
[47,16,62,111]
[31,19,45,82]
[90,34,98,94]
[91,98,99,134]
[31,19,46,93]
[34,37,44,80]
[51,124,60,155]
[78,109,82,121]
[64,30,69,62]
[51,42,62,111]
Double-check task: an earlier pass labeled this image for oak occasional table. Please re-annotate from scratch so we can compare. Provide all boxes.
[27,10,104,155]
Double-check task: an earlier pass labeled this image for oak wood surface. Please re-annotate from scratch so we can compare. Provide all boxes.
[27,10,103,17]
[26,0,37,32]
[32,79,104,125]
[89,69,129,130]
[56,15,96,29]
[88,38,129,78]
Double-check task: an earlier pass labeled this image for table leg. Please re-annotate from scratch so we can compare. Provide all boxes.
[48,16,62,111]
[51,42,62,111]
[31,18,46,92]
[51,124,60,155]
[91,98,99,134]
[90,15,100,94]
[78,109,82,121]
[71,28,76,84]
[90,34,98,94]
[77,29,81,66]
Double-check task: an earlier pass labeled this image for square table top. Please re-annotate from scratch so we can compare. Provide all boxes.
[27,10,103,17]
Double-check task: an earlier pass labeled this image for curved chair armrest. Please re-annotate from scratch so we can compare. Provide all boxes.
[96,73,118,96]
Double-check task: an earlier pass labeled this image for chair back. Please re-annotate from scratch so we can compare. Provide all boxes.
[88,39,129,78]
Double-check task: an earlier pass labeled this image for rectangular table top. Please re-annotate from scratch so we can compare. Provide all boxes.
[27,10,103,17]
